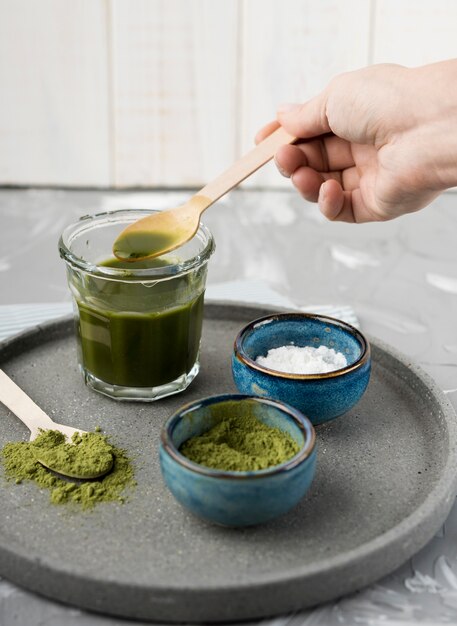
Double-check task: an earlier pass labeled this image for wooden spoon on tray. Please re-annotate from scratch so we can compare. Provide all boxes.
[0,370,113,479]
[113,126,296,262]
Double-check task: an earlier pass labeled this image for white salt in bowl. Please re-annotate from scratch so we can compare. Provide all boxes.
[231,312,371,425]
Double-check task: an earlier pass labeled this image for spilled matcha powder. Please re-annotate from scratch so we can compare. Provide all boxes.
[180,414,300,472]
[2,430,135,509]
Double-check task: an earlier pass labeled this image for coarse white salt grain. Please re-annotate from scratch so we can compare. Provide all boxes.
[256,345,348,375]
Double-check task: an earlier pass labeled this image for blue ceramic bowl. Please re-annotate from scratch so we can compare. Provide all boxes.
[232,313,371,425]
[159,394,317,527]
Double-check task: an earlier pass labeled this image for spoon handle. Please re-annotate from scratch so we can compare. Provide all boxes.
[0,369,58,438]
[197,126,296,209]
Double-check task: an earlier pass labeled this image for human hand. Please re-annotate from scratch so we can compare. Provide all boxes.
[257,61,457,222]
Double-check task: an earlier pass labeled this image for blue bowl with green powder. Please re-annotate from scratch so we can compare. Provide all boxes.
[159,394,317,527]
[232,313,371,425]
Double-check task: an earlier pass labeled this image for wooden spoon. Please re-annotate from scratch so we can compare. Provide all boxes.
[0,370,113,479]
[113,126,296,261]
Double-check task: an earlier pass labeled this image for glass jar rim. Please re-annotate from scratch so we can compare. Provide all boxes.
[58,209,215,281]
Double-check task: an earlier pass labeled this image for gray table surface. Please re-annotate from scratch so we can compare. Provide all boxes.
[1,187,457,625]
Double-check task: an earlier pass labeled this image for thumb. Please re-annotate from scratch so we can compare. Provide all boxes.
[277,93,330,139]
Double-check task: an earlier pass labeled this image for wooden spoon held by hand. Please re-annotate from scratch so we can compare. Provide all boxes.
[0,370,113,480]
[113,126,296,262]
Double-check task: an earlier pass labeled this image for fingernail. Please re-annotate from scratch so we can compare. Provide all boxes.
[274,156,289,178]
[318,182,327,202]
[277,102,301,114]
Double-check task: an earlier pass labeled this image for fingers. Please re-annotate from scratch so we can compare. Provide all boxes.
[318,181,385,224]
[257,84,329,146]
[288,170,382,223]
[318,180,349,221]
[256,119,383,223]
[318,135,354,170]
[256,88,330,149]
[290,165,358,201]
[275,145,307,178]
[277,93,330,139]
[275,137,354,177]
[255,120,280,144]
[278,143,359,195]
[291,166,327,202]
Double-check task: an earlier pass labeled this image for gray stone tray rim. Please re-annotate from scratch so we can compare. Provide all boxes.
[1,302,457,622]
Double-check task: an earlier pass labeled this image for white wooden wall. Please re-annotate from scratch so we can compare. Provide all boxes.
[1,0,457,188]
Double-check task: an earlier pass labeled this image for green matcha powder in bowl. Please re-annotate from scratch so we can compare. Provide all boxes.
[180,413,300,471]
[160,395,317,526]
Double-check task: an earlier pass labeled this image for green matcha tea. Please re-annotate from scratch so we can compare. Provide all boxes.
[75,256,205,389]
[60,210,214,399]
[77,294,204,388]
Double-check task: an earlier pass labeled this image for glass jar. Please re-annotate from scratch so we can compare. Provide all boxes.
[59,209,214,401]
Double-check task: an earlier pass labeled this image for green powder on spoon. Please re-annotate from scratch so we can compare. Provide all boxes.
[1,430,136,509]
[34,430,114,478]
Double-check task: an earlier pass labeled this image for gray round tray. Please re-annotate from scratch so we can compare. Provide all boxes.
[0,302,456,623]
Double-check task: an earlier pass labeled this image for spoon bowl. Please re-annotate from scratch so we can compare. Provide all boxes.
[113,197,208,261]
[38,457,110,481]
[113,127,296,261]
[0,370,113,480]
